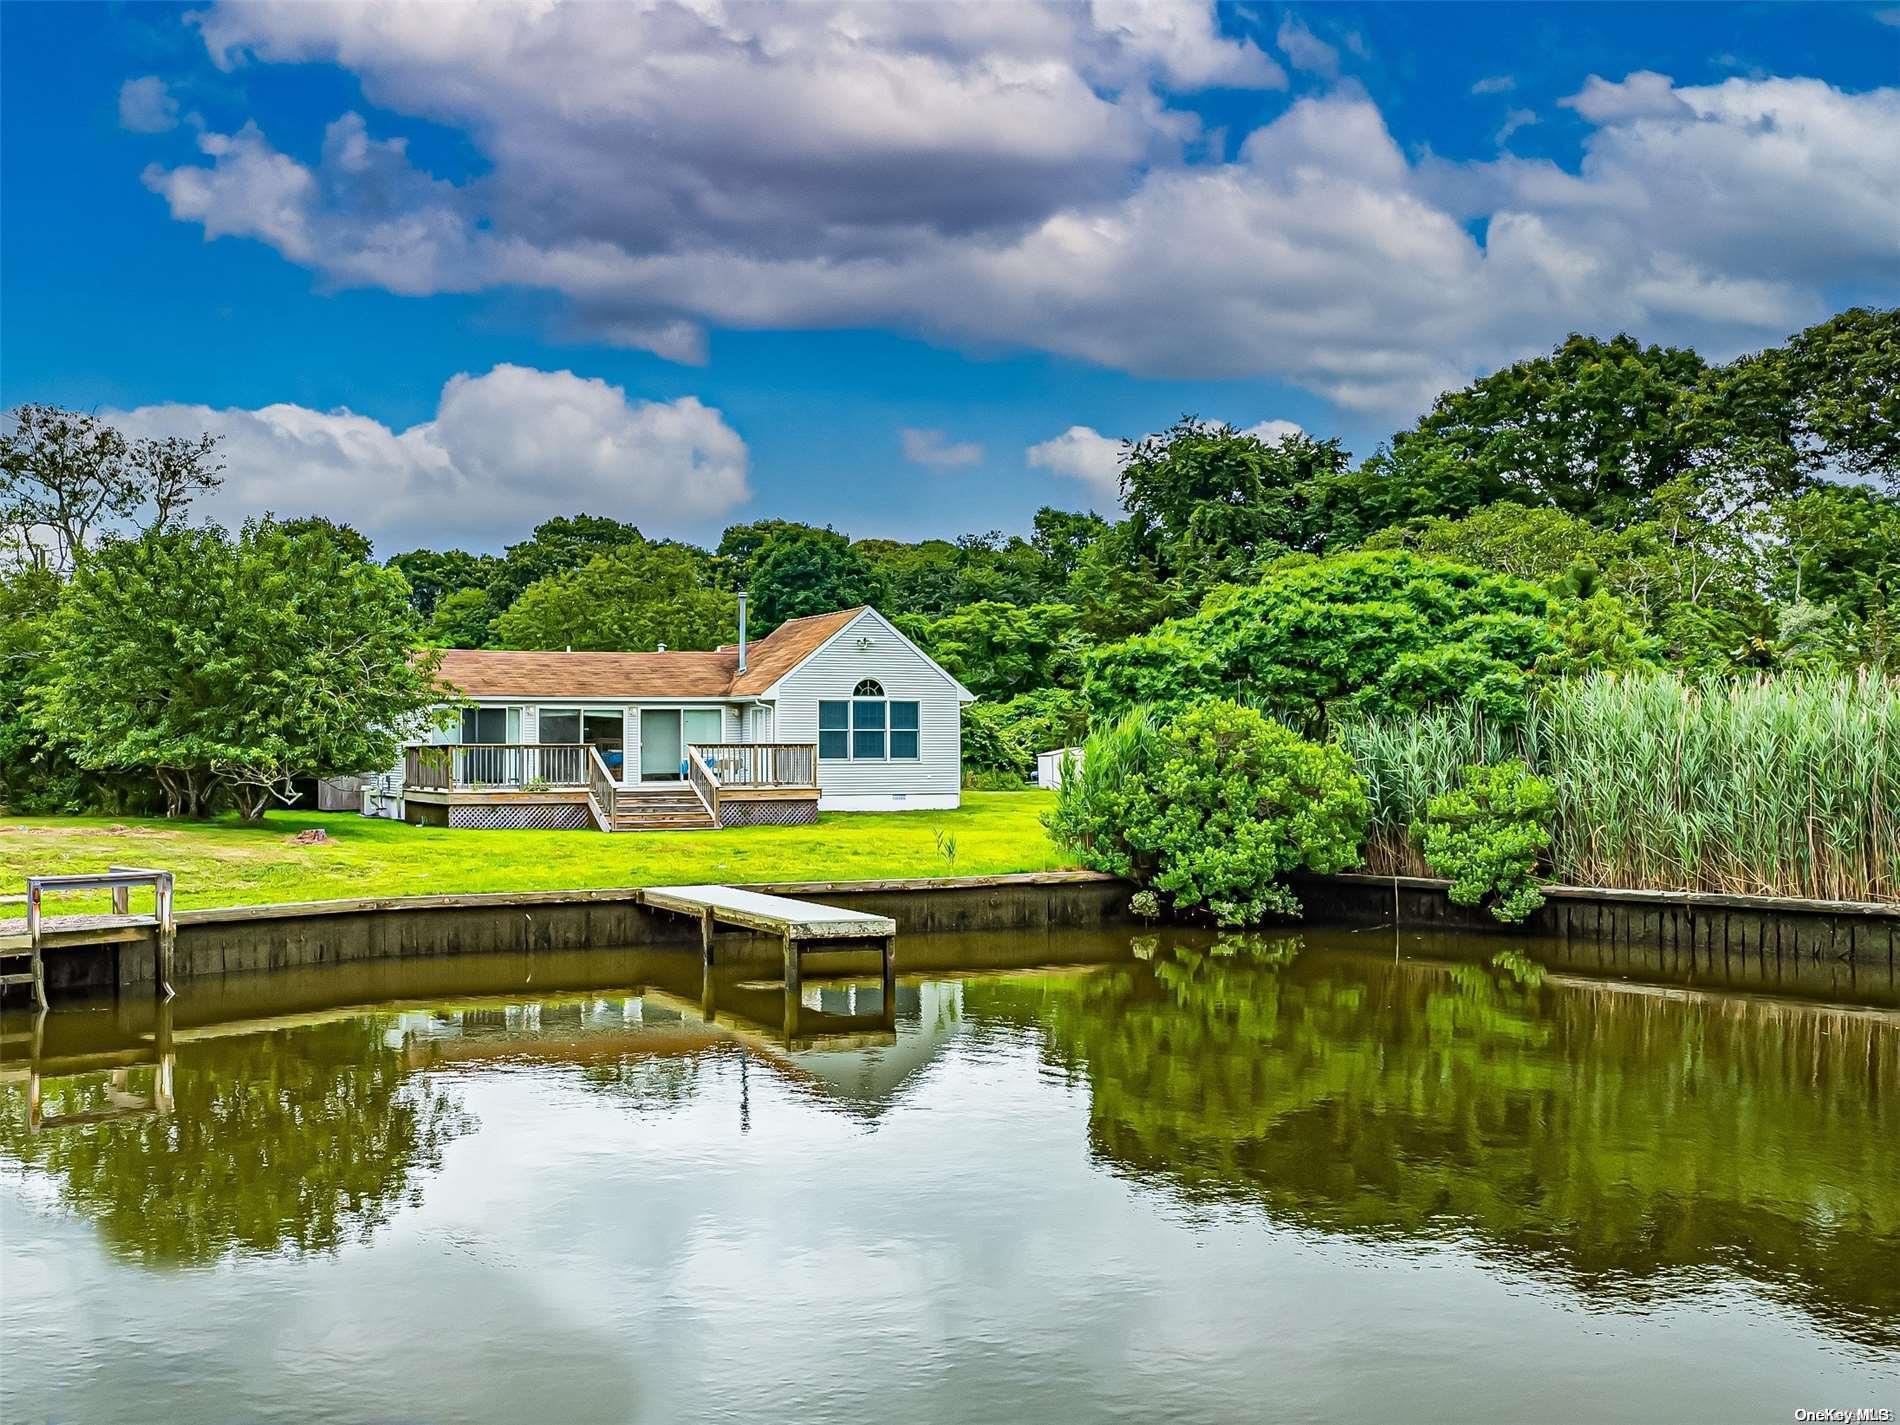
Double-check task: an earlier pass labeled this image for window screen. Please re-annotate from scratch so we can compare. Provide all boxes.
[818,700,849,759]
[852,698,886,759]
[461,707,508,743]
[889,701,920,759]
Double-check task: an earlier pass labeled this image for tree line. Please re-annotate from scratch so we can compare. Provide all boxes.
[3,306,1894,815]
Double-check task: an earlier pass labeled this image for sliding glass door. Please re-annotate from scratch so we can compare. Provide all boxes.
[637,708,724,781]
[640,710,682,781]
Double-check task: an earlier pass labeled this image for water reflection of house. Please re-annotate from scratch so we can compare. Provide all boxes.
[392,982,964,1119]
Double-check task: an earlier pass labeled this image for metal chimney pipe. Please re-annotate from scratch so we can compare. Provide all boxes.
[737,590,748,673]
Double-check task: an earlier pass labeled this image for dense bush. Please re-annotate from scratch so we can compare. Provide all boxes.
[1046,701,1369,925]
[1413,761,1555,923]
[961,688,1090,779]
[1084,551,1654,731]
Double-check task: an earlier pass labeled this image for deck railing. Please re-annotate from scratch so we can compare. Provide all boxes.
[689,742,818,789]
[586,745,619,829]
[404,743,594,791]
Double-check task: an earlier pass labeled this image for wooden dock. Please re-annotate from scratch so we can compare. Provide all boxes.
[638,884,897,1000]
[2,868,176,1009]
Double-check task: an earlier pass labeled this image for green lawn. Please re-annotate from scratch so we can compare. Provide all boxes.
[0,791,1069,912]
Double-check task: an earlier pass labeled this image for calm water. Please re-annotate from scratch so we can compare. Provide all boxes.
[2,928,1897,1424]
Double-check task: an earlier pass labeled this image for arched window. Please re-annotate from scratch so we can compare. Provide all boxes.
[819,681,920,761]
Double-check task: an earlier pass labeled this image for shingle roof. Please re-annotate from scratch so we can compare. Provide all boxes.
[434,606,867,701]
[730,606,864,696]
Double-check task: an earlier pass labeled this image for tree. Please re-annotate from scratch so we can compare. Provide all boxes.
[128,430,225,536]
[1388,333,1714,525]
[1064,522,1187,640]
[1031,507,1110,583]
[961,688,1090,779]
[1085,551,1656,730]
[492,543,738,652]
[276,515,373,562]
[39,520,440,818]
[715,518,831,589]
[0,561,131,813]
[423,586,500,648]
[896,600,1082,700]
[485,513,645,608]
[1,405,223,570]
[1046,701,1369,924]
[386,547,498,617]
[1778,306,1899,489]
[747,526,883,626]
[1119,417,1352,585]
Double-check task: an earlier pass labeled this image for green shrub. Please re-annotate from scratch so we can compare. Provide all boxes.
[962,688,1089,777]
[961,767,1027,791]
[1413,761,1555,923]
[1046,700,1369,926]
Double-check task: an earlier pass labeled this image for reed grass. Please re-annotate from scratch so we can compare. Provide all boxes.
[1335,671,1899,902]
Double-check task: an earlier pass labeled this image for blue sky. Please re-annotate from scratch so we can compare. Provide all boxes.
[3,1,1896,555]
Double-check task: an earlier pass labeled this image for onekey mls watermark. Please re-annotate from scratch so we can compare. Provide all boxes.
[1794,1410,1893,1422]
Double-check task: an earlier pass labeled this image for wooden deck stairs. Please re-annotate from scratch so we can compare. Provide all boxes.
[610,786,719,832]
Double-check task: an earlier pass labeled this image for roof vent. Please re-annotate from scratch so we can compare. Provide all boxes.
[657,643,667,652]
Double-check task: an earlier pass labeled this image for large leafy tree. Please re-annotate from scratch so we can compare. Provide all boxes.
[1388,333,1715,525]
[1031,507,1111,583]
[493,543,738,651]
[1119,417,1352,585]
[1778,305,1899,489]
[715,518,831,590]
[1085,551,1657,729]
[747,526,883,626]
[485,513,645,608]
[896,600,1082,700]
[386,547,499,618]
[39,520,440,818]
[422,586,501,649]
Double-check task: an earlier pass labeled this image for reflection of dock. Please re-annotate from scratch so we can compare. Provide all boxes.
[0,1004,176,1132]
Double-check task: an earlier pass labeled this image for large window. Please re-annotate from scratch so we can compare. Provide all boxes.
[461,707,510,743]
[538,707,626,776]
[819,680,919,760]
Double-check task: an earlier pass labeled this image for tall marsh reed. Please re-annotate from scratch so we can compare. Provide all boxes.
[1335,671,1898,902]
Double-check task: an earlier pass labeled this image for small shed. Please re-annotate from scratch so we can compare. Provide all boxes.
[1037,747,1084,789]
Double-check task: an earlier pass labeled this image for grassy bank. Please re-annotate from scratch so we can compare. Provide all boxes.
[0,791,1068,911]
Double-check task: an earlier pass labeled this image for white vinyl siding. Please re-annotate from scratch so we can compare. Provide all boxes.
[771,610,962,807]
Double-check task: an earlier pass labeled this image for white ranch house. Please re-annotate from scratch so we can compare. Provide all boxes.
[397,604,975,831]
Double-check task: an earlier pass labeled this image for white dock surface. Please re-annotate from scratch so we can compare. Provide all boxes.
[639,885,896,941]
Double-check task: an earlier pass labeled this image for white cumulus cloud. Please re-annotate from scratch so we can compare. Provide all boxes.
[118,76,180,133]
[1026,425,1126,503]
[105,364,750,553]
[1275,15,1339,78]
[899,428,984,469]
[136,2,1900,417]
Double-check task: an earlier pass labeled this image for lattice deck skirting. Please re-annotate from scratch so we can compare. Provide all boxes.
[448,803,594,831]
[717,798,819,828]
